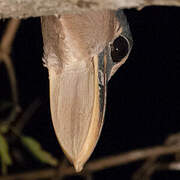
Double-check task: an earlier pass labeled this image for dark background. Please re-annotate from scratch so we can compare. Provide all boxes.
[0,6,180,179]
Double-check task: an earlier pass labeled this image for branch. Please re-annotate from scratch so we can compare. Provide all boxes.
[0,0,180,19]
[1,144,180,180]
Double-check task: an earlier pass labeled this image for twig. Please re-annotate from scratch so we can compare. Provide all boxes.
[0,54,18,107]
[169,161,180,170]
[0,19,20,109]
[132,156,158,180]
[0,19,20,54]
[81,172,93,180]
[132,133,180,180]
[132,162,180,180]
[52,157,68,180]
[86,145,180,172]
[0,0,180,19]
[15,98,42,133]
[1,144,180,180]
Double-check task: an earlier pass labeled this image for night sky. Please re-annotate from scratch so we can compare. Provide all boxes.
[0,6,180,180]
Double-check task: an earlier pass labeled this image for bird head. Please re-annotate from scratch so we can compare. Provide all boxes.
[41,9,133,172]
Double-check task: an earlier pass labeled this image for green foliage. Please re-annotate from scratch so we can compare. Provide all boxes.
[0,134,12,175]
[0,101,59,174]
[21,136,58,166]
[0,124,9,134]
[0,101,13,112]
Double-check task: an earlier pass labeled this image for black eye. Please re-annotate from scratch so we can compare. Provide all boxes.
[111,36,129,63]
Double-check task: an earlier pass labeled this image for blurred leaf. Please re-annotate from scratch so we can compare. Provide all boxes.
[5,108,17,123]
[0,107,17,134]
[0,124,9,134]
[0,134,12,165]
[0,134,12,175]
[1,107,17,123]
[1,160,7,175]
[21,136,58,166]
[0,101,13,112]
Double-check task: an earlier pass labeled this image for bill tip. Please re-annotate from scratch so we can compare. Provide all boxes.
[74,162,84,172]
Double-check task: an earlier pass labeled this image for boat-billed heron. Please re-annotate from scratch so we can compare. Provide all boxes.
[41,9,133,172]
